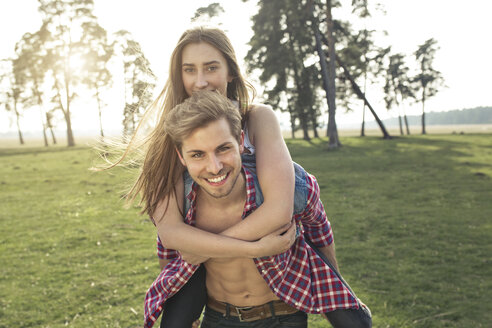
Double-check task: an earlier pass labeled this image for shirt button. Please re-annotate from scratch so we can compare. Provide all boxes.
[295,302,300,306]
[262,270,267,274]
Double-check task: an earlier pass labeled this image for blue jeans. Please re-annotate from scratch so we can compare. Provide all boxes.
[200,306,307,328]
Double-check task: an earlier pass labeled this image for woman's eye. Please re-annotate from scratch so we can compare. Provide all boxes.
[191,153,203,158]
[208,66,218,72]
[183,67,194,73]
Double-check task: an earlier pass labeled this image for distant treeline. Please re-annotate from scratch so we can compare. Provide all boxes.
[380,107,492,126]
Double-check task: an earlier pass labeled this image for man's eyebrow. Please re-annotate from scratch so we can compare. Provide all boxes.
[185,142,233,154]
[216,142,233,149]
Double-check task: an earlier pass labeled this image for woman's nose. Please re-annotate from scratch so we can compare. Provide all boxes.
[195,72,208,89]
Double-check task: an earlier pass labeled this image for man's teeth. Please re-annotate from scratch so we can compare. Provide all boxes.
[207,174,226,183]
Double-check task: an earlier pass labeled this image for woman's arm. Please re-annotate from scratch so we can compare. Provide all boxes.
[155,176,295,259]
[219,104,295,241]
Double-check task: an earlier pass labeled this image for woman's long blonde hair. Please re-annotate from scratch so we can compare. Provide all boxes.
[125,26,254,219]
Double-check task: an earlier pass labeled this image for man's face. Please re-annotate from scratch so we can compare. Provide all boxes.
[178,118,244,199]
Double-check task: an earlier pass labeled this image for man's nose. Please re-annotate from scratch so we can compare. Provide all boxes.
[195,71,208,89]
[207,155,223,175]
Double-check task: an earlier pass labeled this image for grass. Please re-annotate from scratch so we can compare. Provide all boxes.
[1,134,491,327]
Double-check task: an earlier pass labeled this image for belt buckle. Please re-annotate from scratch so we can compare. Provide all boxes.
[235,306,253,322]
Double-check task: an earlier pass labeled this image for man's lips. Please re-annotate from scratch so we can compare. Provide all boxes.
[204,172,229,186]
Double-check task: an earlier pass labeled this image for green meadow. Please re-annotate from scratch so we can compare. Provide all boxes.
[0,134,491,327]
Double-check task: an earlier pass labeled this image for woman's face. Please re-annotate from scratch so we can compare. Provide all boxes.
[181,42,233,97]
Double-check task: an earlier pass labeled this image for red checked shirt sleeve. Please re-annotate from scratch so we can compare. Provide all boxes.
[156,236,179,260]
[150,216,179,260]
[301,172,333,247]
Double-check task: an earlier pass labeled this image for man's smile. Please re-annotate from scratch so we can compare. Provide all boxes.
[205,172,229,185]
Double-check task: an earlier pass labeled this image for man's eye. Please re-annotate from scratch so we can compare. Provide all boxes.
[218,146,230,152]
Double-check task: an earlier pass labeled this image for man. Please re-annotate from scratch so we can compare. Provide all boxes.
[144,91,371,328]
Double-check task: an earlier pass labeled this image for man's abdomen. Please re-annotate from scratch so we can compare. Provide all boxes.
[204,258,279,306]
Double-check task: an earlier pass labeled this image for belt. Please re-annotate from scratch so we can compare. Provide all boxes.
[207,297,299,322]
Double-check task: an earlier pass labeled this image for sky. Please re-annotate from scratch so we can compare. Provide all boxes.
[1,0,491,135]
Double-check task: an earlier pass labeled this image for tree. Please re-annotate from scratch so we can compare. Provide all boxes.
[321,0,341,147]
[0,59,24,145]
[37,0,102,146]
[80,21,113,138]
[14,24,52,146]
[413,38,444,134]
[246,0,327,141]
[114,30,156,139]
[247,0,390,143]
[192,3,224,21]
[316,10,391,139]
[246,0,322,141]
[352,29,388,136]
[383,53,413,135]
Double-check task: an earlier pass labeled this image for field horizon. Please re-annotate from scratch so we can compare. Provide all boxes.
[1,123,492,149]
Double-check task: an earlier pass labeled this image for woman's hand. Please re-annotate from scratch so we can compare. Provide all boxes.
[255,220,297,257]
[180,251,209,265]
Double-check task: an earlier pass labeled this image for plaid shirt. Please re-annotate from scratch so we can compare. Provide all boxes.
[144,167,358,327]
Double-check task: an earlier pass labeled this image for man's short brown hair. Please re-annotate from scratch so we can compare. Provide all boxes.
[164,91,242,151]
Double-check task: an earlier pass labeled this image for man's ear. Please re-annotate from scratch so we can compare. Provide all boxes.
[175,146,186,166]
[239,130,245,154]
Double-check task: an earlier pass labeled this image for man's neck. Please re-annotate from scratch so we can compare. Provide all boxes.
[198,170,247,208]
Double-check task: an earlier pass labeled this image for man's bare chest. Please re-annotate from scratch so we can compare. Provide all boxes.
[194,201,245,234]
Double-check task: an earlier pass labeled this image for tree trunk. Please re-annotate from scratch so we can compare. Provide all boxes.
[14,105,24,145]
[288,107,296,139]
[324,0,341,148]
[60,84,75,147]
[313,125,319,138]
[360,70,367,137]
[310,111,319,138]
[361,106,366,137]
[309,0,340,147]
[64,109,75,147]
[398,115,403,135]
[421,88,427,134]
[49,127,57,144]
[45,112,57,144]
[335,56,391,139]
[35,88,48,147]
[300,114,310,141]
[64,72,75,147]
[404,115,410,135]
[96,86,104,138]
[42,124,49,147]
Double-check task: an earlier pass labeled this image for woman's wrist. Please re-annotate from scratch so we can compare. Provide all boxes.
[246,240,263,258]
